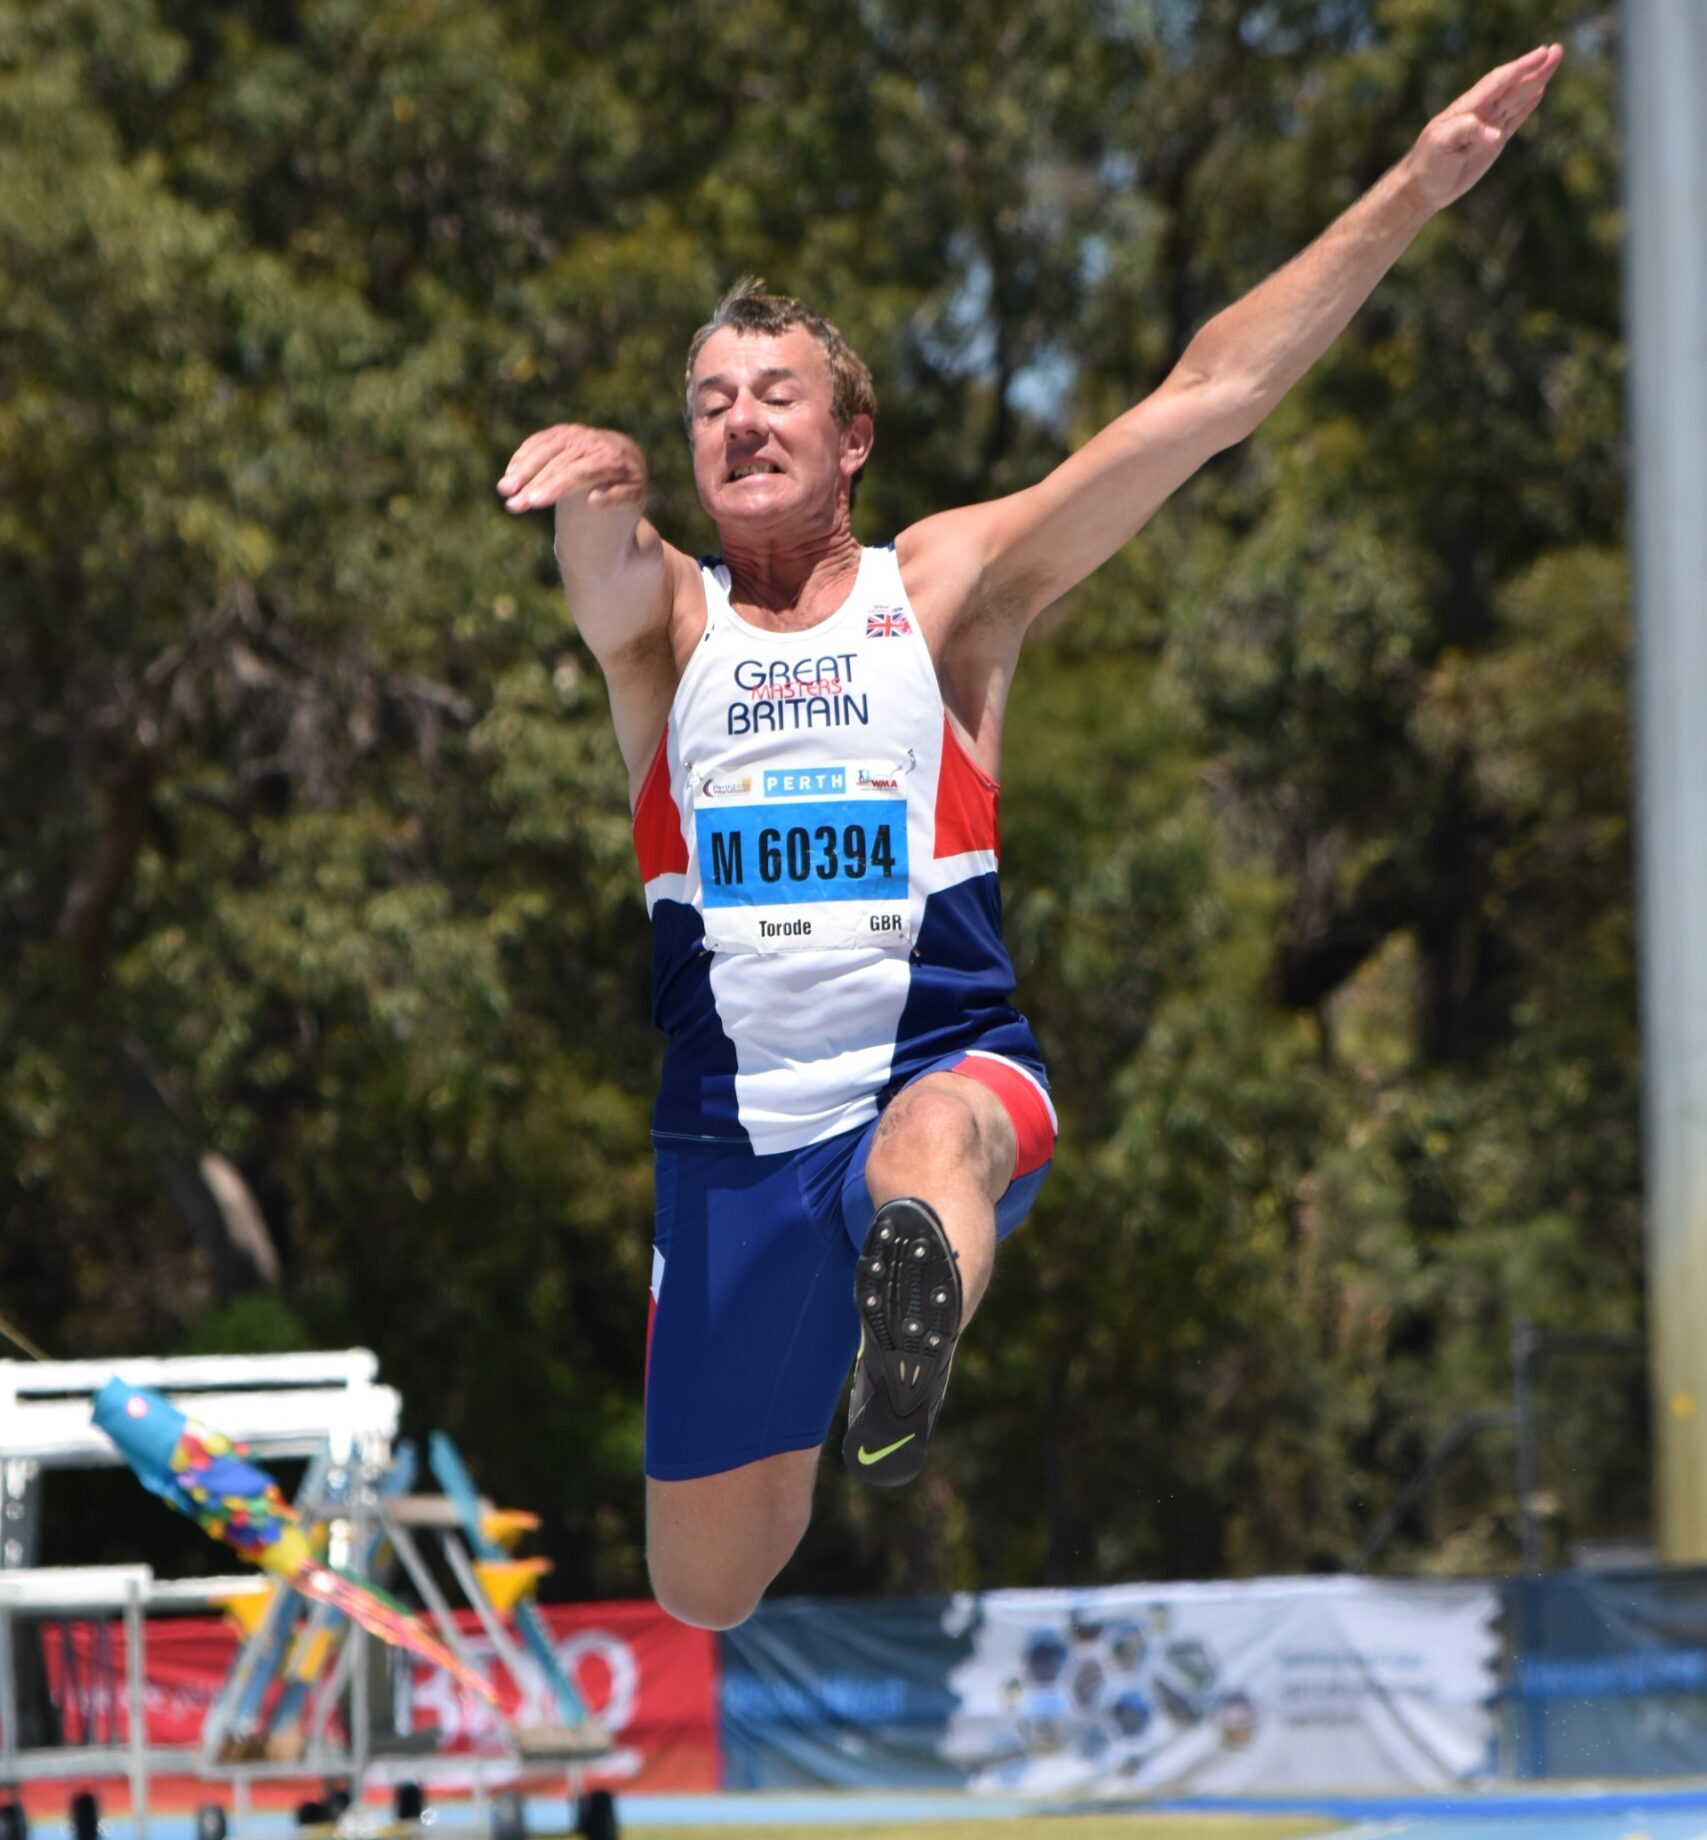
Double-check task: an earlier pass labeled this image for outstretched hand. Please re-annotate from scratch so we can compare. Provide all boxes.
[497,424,649,515]
[1403,44,1564,213]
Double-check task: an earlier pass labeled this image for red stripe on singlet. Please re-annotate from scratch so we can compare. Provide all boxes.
[632,726,688,882]
[933,716,1001,859]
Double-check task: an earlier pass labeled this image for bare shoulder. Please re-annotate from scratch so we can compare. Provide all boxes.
[893,514,1029,776]
[893,372,1227,664]
[896,510,1030,651]
[894,499,1056,655]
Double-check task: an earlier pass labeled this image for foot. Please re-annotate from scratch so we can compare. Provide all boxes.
[842,1197,962,1487]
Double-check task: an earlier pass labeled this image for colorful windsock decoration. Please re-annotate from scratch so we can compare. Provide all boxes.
[92,1379,496,1705]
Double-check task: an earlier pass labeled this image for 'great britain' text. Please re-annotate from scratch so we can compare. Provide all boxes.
[727,654,870,735]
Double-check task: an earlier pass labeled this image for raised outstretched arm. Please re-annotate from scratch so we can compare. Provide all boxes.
[497,424,695,788]
[900,44,1564,632]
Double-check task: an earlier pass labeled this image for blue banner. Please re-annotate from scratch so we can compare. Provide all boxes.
[1503,1569,1707,1778]
[719,1596,970,1789]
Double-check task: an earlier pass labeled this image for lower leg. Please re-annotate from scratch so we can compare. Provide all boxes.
[862,1074,1015,1321]
[843,1074,1018,1485]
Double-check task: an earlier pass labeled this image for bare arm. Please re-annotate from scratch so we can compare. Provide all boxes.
[900,44,1564,633]
[498,424,696,789]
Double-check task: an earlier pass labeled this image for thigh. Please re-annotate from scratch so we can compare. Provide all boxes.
[646,1144,862,1481]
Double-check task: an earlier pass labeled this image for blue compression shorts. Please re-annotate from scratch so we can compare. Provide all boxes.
[644,1050,1056,1481]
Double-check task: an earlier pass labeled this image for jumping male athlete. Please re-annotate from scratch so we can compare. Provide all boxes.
[498,45,1560,1630]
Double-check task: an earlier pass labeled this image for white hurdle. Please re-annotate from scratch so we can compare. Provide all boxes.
[0,1351,402,1835]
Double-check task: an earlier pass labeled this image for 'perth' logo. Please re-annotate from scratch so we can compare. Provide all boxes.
[764,768,847,797]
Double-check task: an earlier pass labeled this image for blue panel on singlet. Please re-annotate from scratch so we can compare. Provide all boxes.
[693,801,908,909]
[889,872,1040,1083]
[649,897,744,1144]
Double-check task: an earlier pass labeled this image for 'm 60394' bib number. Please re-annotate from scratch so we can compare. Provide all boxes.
[709,811,899,890]
[690,761,912,954]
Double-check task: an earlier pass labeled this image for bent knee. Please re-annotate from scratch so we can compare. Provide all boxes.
[647,1556,767,1631]
[644,1452,817,1630]
[646,1503,809,1630]
[869,1076,1007,1192]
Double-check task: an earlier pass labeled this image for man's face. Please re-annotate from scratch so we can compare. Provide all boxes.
[688,326,871,536]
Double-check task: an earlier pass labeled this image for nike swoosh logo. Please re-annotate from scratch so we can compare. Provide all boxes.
[857,1435,916,1466]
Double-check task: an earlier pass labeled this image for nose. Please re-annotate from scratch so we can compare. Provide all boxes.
[724,387,765,440]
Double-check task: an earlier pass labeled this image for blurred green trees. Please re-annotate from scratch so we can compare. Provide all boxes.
[0,0,1638,1595]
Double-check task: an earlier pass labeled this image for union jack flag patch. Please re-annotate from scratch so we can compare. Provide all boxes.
[867,606,911,637]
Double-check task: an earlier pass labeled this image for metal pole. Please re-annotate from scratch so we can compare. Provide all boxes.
[1626,0,1707,1561]
[1512,1318,1543,1573]
[439,1533,532,1689]
[1354,1408,1516,1572]
[0,1457,35,1766]
[124,1577,148,1840]
[0,1594,15,1778]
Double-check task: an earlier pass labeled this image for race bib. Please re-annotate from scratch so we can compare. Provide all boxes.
[690,761,912,953]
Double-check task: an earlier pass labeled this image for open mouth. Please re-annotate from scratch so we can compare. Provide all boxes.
[728,461,781,481]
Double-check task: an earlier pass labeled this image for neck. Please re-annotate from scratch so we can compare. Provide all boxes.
[718,522,863,629]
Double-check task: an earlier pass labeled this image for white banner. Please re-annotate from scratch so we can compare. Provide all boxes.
[937,1576,1497,1794]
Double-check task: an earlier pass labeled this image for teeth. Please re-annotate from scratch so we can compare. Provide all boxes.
[731,464,778,480]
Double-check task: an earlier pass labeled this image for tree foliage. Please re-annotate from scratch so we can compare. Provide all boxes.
[1,0,1637,1595]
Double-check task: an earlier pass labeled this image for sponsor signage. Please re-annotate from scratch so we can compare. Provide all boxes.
[721,1577,1499,1794]
[39,1603,719,1792]
[403,1601,719,1791]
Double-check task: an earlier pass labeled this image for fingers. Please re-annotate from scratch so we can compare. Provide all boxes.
[495,426,645,513]
[498,423,574,486]
[1440,57,1553,157]
[1487,67,1556,132]
[1458,43,1561,116]
[504,453,636,513]
[501,428,554,477]
[1504,85,1549,137]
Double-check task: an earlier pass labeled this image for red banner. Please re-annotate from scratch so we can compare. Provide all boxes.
[40,1618,232,1749]
[402,1602,720,1791]
[38,1602,718,1792]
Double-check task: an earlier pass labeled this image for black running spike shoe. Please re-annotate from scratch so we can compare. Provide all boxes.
[842,1197,963,1487]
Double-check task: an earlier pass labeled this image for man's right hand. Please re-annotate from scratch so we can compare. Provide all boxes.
[497,423,648,514]
[496,421,692,795]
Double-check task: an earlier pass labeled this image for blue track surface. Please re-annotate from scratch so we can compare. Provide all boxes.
[615,1784,1707,1832]
[55,1785,1707,1836]
[1130,1789,1707,1840]
[1322,1818,1707,1840]
[1140,1795,1707,1840]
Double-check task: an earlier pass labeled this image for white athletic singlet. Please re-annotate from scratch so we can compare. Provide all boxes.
[631,543,1041,1155]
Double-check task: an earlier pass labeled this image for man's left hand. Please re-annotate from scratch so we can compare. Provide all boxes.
[1402,43,1564,214]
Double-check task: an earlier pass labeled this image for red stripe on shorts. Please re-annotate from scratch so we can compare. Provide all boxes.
[949,1054,1057,1179]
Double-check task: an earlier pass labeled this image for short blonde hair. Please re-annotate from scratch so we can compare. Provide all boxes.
[683,277,877,440]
